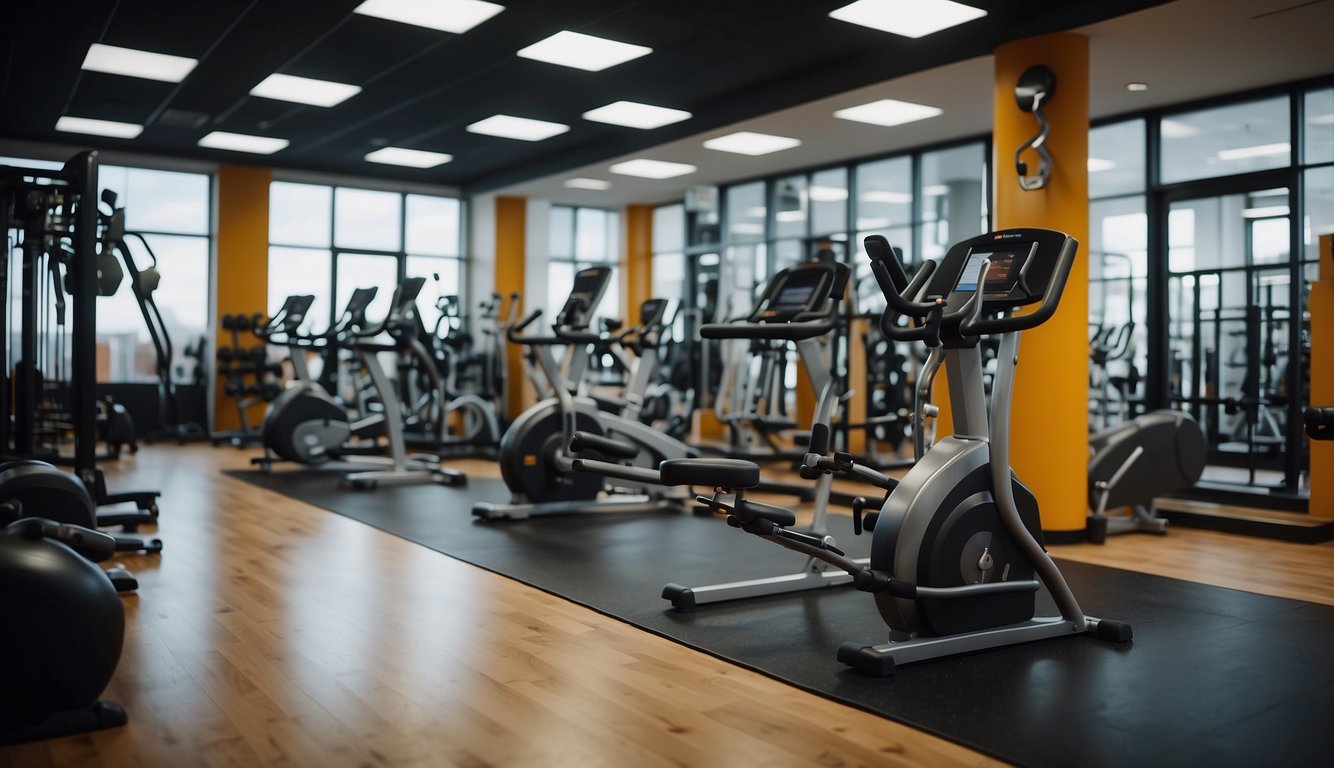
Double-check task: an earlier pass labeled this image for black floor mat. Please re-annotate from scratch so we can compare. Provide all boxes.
[228,468,1334,768]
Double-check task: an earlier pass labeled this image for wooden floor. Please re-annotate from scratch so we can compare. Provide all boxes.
[3,444,1332,767]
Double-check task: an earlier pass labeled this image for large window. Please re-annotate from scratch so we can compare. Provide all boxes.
[0,158,212,384]
[267,181,463,332]
[1160,95,1291,184]
[547,205,620,322]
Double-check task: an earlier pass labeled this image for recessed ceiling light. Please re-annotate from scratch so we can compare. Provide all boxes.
[55,116,143,139]
[466,114,569,141]
[1216,142,1290,161]
[517,30,651,72]
[1087,157,1117,172]
[352,0,505,33]
[922,184,950,196]
[862,191,912,204]
[608,159,696,179]
[703,131,801,156]
[81,43,197,83]
[564,178,612,190]
[582,101,691,129]
[251,74,361,107]
[365,147,452,168]
[198,131,289,155]
[1126,82,1149,92]
[829,0,986,38]
[834,98,943,127]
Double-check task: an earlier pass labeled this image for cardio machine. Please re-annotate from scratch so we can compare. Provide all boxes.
[472,267,694,520]
[658,228,1132,675]
[256,288,380,466]
[573,260,860,608]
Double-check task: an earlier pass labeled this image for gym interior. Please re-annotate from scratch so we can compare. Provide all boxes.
[2,0,1332,765]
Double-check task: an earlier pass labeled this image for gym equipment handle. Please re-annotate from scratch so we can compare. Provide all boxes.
[699,317,837,341]
[569,430,640,460]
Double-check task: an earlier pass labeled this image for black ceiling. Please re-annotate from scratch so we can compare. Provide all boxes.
[2,0,1171,195]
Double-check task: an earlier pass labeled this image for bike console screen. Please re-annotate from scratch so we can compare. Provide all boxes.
[759,267,828,321]
[955,248,1028,294]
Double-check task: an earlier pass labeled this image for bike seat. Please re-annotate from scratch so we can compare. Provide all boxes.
[659,458,761,489]
[1306,407,1334,441]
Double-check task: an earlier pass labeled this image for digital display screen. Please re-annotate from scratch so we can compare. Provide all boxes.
[955,249,1024,292]
[774,284,816,307]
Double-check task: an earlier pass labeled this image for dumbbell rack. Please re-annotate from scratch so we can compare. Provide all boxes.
[212,314,282,447]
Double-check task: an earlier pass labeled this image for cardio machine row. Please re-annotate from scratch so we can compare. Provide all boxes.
[475,228,1140,676]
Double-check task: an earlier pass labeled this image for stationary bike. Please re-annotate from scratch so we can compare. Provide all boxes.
[472,266,694,520]
[656,228,1132,675]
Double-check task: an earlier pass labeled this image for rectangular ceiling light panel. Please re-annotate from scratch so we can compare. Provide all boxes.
[564,178,612,190]
[55,116,143,139]
[81,43,197,82]
[834,98,942,127]
[467,115,569,141]
[829,0,986,38]
[517,31,651,72]
[609,159,696,179]
[251,74,362,107]
[703,131,801,156]
[1216,142,1290,161]
[353,0,504,33]
[582,101,691,129]
[198,131,289,154]
[365,147,452,167]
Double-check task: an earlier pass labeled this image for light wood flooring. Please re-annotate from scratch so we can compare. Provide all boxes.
[2,444,1332,767]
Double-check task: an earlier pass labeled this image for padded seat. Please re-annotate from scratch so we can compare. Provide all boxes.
[659,458,761,489]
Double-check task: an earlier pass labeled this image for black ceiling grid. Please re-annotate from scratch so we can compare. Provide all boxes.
[0,0,1173,193]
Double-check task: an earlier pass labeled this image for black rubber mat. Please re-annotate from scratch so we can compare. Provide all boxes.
[228,468,1334,768]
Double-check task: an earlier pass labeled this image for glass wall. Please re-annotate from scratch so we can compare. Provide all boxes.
[267,181,464,331]
[1087,80,1333,500]
[547,205,620,322]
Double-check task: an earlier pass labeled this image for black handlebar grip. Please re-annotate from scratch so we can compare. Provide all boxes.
[864,235,909,293]
[808,423,831,456]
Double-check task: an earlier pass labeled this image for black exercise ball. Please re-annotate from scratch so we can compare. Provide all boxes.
[0,461,98,527]
[0,529,124,731]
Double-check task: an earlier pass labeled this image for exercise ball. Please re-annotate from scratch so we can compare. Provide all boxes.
[0,525,124,731]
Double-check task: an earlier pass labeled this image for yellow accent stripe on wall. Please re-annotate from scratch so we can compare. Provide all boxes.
[624,204,652,316]
[495,196,527,420]
[214,164,271,432]
[993,33,1090,533]
[1310,235,1333,519]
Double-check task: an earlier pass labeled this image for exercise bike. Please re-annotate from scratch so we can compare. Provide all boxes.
[652,228,1132,675]
[572,259,861,608]
[472,266,694,520]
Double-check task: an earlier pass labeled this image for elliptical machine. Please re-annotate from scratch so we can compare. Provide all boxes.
[657,228,1132,675]
[472,267,694,520]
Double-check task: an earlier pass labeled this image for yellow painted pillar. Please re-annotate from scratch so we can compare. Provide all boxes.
[624,205,652,315]
[214,164,271,431]
[1310,235,1333,519]
[993,33,1090,536]
[495,196,528,420]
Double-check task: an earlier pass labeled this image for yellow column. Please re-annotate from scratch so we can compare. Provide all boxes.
[214,164,271,431]
[1310,235,1333,519]
[624,205,652,315]
[495,196,528,420]
[993,33,1090,536]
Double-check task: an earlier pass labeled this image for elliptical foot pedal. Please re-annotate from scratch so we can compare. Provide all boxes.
[1093,618,1133,643]
[104,566,138,593]
[437,469,468,487]
[662,584,696,610]
[837,643,896,676]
